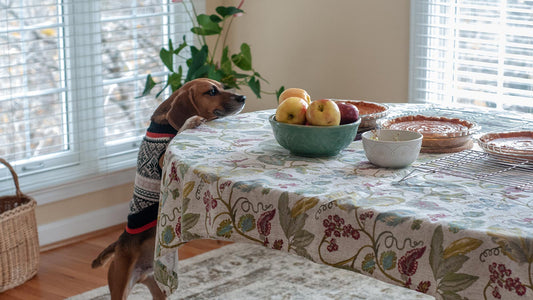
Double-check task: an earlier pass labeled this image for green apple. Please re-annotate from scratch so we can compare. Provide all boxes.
[305,99,341,126]
[275,97,308,124]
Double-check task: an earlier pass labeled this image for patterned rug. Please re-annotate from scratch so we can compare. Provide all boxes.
[69,242,433,300]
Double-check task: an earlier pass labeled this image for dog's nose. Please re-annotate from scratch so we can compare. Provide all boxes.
[236,95,246,103]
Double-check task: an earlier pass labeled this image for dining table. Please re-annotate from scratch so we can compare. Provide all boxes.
[153,103,533,299]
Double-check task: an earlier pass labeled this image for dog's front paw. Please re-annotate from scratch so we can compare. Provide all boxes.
[178,115,206,133]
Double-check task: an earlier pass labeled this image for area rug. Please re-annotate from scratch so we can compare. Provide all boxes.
[69,243,433,300]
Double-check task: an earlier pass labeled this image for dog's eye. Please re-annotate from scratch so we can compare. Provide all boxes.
[207,87,218,96]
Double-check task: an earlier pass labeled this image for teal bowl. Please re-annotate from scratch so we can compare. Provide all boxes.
[269,114,361,157]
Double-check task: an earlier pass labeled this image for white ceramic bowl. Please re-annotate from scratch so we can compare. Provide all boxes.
[362,129,423,168]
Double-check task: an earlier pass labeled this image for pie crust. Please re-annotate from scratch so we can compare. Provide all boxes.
[332,100,389,129]
[421,140,474,153]
[381,115,478,148]
[477,131,533,160]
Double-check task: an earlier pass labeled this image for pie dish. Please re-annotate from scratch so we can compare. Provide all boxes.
[381,115,479,150]
[477,131,533,160]
[331,100,389,130]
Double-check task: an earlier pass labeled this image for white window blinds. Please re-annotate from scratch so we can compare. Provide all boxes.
[0,0,200,200]
[409,0,533,113]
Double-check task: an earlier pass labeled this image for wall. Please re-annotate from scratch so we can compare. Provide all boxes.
[35,0,411,246]
[209,0,411,112]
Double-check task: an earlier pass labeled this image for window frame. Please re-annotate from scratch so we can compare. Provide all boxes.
[0,0,193,203]
[408,0,533,112]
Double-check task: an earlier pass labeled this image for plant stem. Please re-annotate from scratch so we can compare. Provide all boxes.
[182,0,205,47]
[190,0,206,46]
[210,18,225,65]
[222,14,236,56]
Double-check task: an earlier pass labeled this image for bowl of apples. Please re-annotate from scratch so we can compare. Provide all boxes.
[269,88,361,157]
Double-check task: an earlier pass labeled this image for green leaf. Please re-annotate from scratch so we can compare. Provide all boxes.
[430,225,444,279]
[168,68,183,92]
[234,73,250,79]
[140,74,157,97]
[253,71,269,83]
[276,86,285,100]
[173,36,188,55]
[257,154,284,166]
[216,219,233,238]
[437,255,469,280]
[207,66,224,82]
[215,6,243,18]
[376,212,410,227]
[489,232,533,264]
[278,192,291,238]
[171,188,180,200]
[292,230,314,248]
[192,14,222,35]
[293,246,314,261]
[232,181,262,193]
[182,198,190,213]
[191,64,212,80]
[220,46,232,74]
[231,43,252,71]
[186,45,209,82]
[209,14,222,23]
[154,260,170,289]
[160,47,174,72]
[438,273,479,293]
[221,77,237,89]
[181,213,200,231]
[248,76,261,98]
[181,231,201,241]
[288,213,308,238]
[155,83,169,99]
[440,291,462,300]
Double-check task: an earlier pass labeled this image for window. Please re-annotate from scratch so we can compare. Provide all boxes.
[409,0,533,113]
[0,0,200,201]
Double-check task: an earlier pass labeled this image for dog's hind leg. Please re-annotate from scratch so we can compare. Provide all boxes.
[141,274,166,300]
[107,252,136,300]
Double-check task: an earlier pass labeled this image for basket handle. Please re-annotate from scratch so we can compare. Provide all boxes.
[0,158,24,200]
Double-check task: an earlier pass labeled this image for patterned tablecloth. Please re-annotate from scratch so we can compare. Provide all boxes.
[154,104,533,299]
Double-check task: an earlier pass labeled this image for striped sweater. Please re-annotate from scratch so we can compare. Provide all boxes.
[126,122,177,234]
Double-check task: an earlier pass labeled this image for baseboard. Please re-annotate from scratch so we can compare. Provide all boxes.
[39,222,126,252]
[38,202,129,247]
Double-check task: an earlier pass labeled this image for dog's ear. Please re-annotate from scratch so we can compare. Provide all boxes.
[165,86,197,131]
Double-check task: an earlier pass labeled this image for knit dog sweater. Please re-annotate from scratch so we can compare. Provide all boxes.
[126,121,177,234]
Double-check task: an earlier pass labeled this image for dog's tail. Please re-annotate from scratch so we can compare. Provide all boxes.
[91,241,117,268]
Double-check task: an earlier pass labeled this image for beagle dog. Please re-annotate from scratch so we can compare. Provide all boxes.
[91,78,245,299]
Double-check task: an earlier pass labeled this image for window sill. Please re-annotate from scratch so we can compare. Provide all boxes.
[28,167,136,205]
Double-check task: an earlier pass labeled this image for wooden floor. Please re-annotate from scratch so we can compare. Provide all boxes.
[1,224,232,300]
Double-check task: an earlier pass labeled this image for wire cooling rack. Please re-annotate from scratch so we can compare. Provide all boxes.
[400,150,532,191]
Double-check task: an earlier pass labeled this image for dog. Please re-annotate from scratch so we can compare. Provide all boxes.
[91,78,245,299]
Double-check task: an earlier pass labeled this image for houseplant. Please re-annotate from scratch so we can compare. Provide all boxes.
[141,0,283,100]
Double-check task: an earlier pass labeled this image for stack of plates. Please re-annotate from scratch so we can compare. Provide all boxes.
[381,115,479,153]
[477,131,533,161]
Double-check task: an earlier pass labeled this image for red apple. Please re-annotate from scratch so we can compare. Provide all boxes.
[305,99,341,126]
[275,97,308,124]
[336,101,360,125]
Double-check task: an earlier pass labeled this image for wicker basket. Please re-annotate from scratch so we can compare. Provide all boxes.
[0,158,40,292]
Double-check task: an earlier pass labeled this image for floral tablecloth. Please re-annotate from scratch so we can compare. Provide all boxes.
[154,104,533,299]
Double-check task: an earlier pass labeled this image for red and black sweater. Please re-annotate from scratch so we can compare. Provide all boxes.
[126,122,177,234]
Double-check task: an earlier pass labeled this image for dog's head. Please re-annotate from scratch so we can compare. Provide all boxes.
[167,78,245,125]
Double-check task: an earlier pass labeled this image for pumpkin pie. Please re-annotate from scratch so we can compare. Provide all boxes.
[477,131,533,160]
[381,115,478,150]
